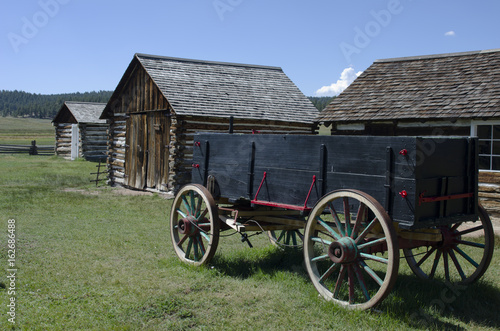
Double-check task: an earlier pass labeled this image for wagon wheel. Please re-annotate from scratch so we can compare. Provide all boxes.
[403,204,494,284]
[170,184,220,266]
[303,190,399,310]
[268,229,304,248]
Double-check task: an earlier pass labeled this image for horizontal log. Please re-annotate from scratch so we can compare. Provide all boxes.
[479,171,500,185]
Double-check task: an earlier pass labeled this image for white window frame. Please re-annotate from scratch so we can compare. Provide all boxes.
[471,121,500,172]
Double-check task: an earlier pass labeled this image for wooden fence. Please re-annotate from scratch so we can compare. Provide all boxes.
[0,140,54,156]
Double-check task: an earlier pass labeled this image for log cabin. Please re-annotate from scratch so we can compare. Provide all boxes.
[316,48,500,218]
[53,101,108,161]
[100,53,319,194]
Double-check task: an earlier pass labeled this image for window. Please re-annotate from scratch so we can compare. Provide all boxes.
[475,124,500,171]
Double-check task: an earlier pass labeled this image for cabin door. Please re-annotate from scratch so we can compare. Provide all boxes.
[125,112,170,190]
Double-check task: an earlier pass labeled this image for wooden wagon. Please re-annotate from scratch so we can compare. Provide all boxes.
[169,133,495,309]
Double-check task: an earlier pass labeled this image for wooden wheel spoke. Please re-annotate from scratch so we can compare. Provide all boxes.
[195,195,203,218]
[354,217,378,244]
[429,250,442,279]
[415,246,437,268]
[181,195,192,215]
[285,231,292,245]
[197,208,209,221]
[449,249,466,281]
[197,236,206,256]
[348,266,355,304]
[357,237,386,251]
[359,261,384,286]
[185,238,193,258]
[456,240,485,249]
[333,265,347,298]
[193,237,199,261]
[316,217,342,240]
[277,231,286,242]
[457,225,484,236]
[319,263,340,283]
[453,246,479,268]
[328,202,345,237]
[450,223,461,232]
[190,191,196,216]
[199,231,211,242]
[343,197,352,237]
[351,203,366,239]
[353,263,370,301]
[311,254,330,263]
[176,208,188,219]
[443,251,450,281]
[177,234,188,247]
[311,236,332,246]
[360,252,389,264]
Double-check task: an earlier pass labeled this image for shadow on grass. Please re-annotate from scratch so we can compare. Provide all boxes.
[210,246,500,330]
[210,246,306,279]
[383,273,500,330]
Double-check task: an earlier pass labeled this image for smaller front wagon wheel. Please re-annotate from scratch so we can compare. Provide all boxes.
[170,184,220,266]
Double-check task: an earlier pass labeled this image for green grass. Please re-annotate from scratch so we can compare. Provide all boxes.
[0,154,499,330]
[0,117,54,145]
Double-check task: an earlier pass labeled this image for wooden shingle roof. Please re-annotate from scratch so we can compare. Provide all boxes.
[318,49,500,123]
[104,53,318,123]
[53,102,107,124]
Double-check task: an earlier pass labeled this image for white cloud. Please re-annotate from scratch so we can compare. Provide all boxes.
[444,30,456,37]
[315,67,362,96]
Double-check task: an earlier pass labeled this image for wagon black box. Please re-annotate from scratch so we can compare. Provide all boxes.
[191,133,478,229]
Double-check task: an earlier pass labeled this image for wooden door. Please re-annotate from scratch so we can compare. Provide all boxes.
[146,112,170,190]
[125,112,169,190]
[125,114,147,189]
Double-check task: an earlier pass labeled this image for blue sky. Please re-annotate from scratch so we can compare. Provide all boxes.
[1,0,499,97]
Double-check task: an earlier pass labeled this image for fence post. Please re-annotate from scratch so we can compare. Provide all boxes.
[29,140,38,155]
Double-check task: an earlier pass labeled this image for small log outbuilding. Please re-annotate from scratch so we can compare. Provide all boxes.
[100,53,319,193]
[316,48,500,218]
[53,102,108,161]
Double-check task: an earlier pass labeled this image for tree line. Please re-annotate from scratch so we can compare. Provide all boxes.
[0,90,113,119]
[308,96,335,111]
[0,90,333,119]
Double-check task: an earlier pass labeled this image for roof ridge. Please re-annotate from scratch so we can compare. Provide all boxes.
[65,101,107,105]
[135,53,283,71]
[375,48,500,63]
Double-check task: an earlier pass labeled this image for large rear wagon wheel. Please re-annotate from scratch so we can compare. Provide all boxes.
[403,204,494,284]
[304,190,399,310]
[170,184,220,266]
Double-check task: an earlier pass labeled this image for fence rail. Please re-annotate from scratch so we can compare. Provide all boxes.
[0,141,54,156]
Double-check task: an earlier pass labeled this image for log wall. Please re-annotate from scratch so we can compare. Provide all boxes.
[106,114,127,187]
[55,123,108,160]
[80,123,108,161]
[55,123,73,159]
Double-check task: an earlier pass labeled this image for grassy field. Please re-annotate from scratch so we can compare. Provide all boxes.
[0,117,54,145]
[0,154,499,330]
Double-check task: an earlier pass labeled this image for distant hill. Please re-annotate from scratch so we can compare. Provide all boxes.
[0,89,332,119]
[0,90,113,119]
[308,96,335,111]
